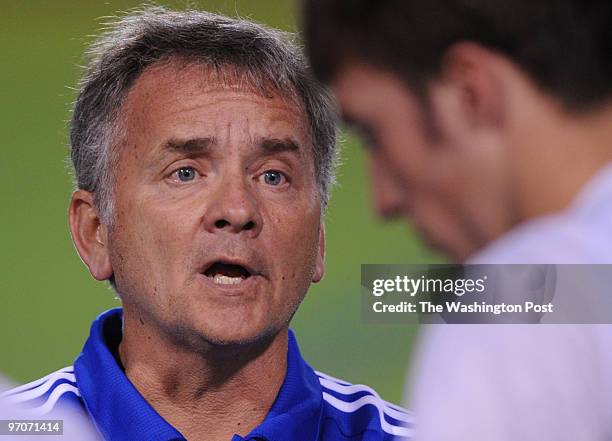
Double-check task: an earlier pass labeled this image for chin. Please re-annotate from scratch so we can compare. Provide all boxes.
[190,318,283,349]
[416,227,469,263]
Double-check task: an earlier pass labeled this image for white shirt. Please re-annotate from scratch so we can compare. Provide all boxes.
[407,163,612,441]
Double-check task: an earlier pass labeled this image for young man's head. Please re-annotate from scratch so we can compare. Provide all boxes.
[304,0,612,260]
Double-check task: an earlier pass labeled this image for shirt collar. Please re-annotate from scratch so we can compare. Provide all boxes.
[241,326,323,441]
[74,308,323,441]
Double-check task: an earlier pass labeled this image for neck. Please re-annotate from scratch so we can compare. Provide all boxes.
[512,101,612,220]
[118,304,288,441]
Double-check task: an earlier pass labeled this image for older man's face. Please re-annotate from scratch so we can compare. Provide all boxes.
[107,62,324,346]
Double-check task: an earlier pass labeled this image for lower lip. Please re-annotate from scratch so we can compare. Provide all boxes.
[196,273,264,295]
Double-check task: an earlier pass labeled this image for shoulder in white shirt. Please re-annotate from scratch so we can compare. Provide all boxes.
[408,163,612,441]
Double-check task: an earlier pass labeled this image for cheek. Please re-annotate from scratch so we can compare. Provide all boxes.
[425,143,504,215]
[412,194,459,227]
[423,154,468,202]
[108,197,193,297]
[376,128,432,192]
[267,208,320,286]
[107,226,153,299]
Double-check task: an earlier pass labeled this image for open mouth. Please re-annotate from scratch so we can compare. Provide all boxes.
[203,262,252,285]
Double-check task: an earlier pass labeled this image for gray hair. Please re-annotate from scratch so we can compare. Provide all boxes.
[70,6,338,225]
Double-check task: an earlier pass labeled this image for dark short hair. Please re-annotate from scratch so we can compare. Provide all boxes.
[303,0,612,111]
[71,6,338,226]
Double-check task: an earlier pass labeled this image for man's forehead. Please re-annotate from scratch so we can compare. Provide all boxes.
[119,60,311,146]
[109,60,315,171]
[123,60,303,116]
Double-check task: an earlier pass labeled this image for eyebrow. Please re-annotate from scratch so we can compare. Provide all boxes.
[258,137,301,153]
[160,136,300,157]
[164,137,217,154]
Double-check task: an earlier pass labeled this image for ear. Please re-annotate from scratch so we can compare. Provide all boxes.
[432,42,508,132]
[312,222,325,283]
[68,190,113,281]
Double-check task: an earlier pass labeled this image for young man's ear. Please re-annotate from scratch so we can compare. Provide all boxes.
[432,41,509,131]
[312,223,325,283]
[69,190,113,281]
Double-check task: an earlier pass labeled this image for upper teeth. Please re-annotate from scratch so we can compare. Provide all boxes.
[213,274,244,285]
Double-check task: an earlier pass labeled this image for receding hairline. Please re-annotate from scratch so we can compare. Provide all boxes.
[105,57,316,181]
[111,55,313,143]
[123,55,307,112]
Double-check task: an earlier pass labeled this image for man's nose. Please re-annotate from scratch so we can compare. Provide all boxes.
[203,176,263,237]
[369,153,404,219]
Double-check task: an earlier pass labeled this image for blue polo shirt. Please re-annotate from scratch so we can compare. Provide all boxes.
[2,309,413,440]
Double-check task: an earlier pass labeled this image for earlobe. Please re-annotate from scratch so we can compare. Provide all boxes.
[69,190,113,281]
[312,223,325,283]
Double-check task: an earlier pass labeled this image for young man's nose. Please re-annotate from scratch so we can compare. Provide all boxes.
[369,153,405,220]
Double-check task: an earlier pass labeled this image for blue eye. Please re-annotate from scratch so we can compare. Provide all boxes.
[263,170,285,186]
[175,167,197,182]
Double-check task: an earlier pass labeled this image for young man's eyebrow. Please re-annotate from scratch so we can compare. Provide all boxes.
[163,137,217,154]
[258,137,301,153]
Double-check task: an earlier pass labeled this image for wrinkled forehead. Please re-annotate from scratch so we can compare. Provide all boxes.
[115,62,316,172]
[116,58,313,154]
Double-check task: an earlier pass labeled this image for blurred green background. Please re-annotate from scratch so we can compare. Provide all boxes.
[0,0,438,404]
